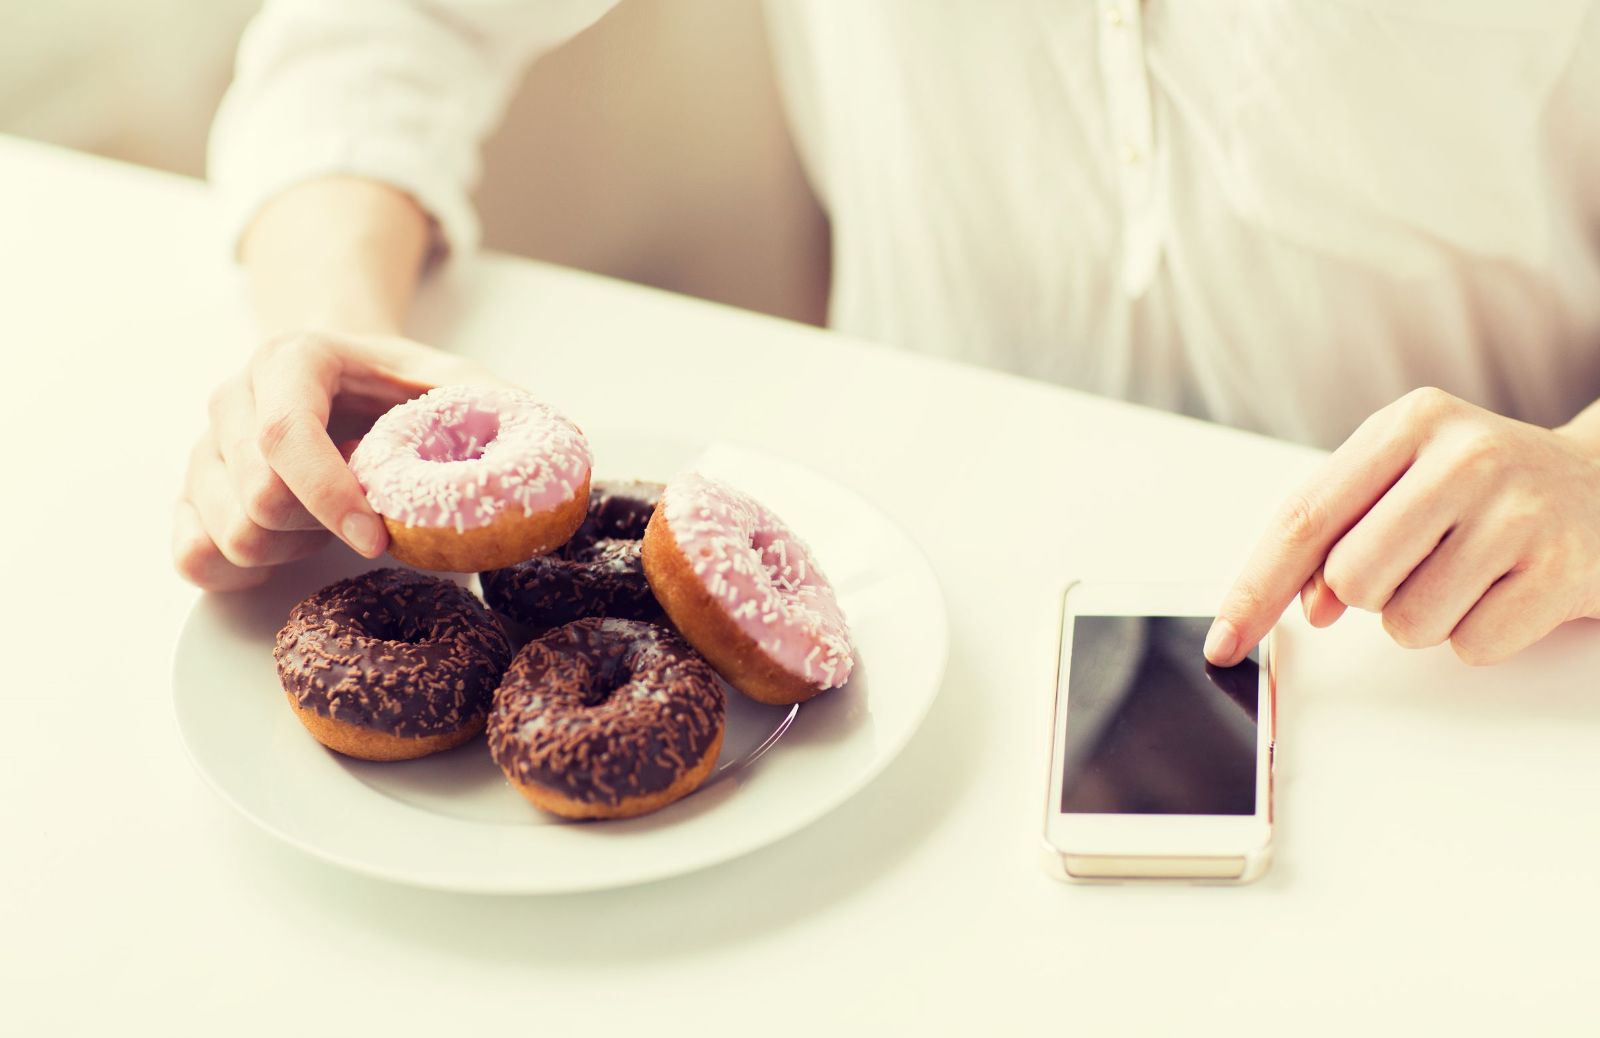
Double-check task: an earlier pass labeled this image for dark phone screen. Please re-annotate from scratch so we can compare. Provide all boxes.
[1060,615,1259,815]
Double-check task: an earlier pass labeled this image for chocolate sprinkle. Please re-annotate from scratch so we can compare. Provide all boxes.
[480,480,665,630]
[487,618,725,806]
[274,568,513,737]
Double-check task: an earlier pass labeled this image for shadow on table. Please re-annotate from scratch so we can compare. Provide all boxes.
[218,646,984,964]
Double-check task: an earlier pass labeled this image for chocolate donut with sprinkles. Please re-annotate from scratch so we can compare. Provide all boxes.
[479,480,666,633]
[488,618,726,820]
[348,385,593,572]
[275,568,513,761]
[641,473,855,706]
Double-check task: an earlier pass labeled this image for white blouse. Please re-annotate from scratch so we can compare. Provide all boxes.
[211,0,1600,447]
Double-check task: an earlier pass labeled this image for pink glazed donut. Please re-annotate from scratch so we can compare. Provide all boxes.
[349,385,592,572]
[640,473,854,705]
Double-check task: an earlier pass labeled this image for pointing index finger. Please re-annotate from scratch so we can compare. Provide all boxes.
[1205,407,1423,665]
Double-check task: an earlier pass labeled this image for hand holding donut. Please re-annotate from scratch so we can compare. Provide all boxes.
[173,330,505,591]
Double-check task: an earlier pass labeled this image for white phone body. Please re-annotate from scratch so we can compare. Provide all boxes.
[1042,581,1276,883]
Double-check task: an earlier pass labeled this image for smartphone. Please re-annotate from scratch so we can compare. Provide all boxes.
[1042,581,1276,883]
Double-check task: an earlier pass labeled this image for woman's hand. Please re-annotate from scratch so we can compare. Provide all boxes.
[1207,387,1600,667]
[173,331,502,591]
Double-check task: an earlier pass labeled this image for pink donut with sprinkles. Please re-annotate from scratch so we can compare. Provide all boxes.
[349,385,592,572]
[641,473,854,705]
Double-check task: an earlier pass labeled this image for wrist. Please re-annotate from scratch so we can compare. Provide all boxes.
[241,177,429,340]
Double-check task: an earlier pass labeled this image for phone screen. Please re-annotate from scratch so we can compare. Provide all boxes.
[1060,615,1259,816]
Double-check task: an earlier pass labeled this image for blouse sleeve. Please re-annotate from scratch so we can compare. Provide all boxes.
[207,0,615,261]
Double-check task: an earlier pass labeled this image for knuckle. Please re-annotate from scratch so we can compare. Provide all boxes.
[187,433,214,470]
[1382,605,1444,649]
[217,520,270,566]
[1396,386,1453,425]
[1548,528,1586,567]
[1447,431,1504,479]
[1450,633,1503,668]
[206,382,232,425]
[1321,551,1379,612]
[172,531,218,584]
[221,433,257,467]
[1497,503,1543,547]
[1276,492,1325,549]
[306,473,359,518]
[256,408,305,458]
[242,471,294,528]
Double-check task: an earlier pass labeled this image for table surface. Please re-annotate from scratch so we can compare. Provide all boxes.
[4,135,1597,1036]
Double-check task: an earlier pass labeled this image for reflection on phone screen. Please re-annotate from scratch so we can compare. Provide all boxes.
[1060,616,1258,815]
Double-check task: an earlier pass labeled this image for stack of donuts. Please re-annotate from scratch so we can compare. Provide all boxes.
[273,385,855,820]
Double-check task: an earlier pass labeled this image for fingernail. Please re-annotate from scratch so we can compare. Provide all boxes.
[341,513,385,557]
[1204,619,1239,664]
[1302,584,1318,621]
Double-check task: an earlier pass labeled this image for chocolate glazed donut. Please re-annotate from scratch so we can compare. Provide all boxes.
[479,480,665,631]
[488,618,726,820]
[275,568,513,761]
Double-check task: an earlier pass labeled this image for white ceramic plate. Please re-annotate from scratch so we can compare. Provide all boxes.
[173,432,947,893]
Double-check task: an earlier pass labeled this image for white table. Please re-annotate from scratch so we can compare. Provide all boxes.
[4,135,1597,1035]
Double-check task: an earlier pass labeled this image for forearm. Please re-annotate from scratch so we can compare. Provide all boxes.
[240,176,432,337]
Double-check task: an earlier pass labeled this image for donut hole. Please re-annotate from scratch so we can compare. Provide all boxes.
[561,493,652,562]
[582,653,635,707]
[566,538,639,569]
[750,529,807,594]
[415,407,500,464]
[354,602,431,644]
[588,492,656,540]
